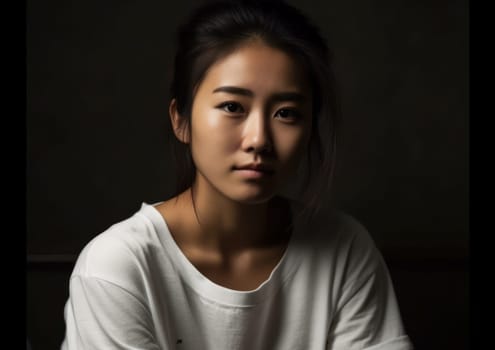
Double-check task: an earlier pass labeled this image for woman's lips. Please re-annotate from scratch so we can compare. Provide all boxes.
[234,168,273,179]
[233,164,274,179]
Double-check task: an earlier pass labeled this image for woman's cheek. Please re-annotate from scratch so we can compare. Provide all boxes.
[192,116,239,157]
[215,119,242,152]
[204,110,224,129]
[279,129,307,159]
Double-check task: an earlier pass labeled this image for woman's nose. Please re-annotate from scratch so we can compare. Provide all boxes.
[241,110,273,154]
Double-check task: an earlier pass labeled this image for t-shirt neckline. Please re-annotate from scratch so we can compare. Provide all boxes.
[139,200,306,307]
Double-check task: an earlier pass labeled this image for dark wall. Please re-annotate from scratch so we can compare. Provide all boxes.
[27,0,469,349]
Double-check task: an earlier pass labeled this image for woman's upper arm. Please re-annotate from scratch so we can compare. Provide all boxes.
[61,228,165,350]
[62,275,162,350]
[326,215,414,350]
[326,262,413,349]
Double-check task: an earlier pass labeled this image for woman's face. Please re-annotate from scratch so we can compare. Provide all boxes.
[186,41,313,204]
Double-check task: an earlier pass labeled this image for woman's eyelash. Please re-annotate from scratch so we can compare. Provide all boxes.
[275,108,301,120]
[216,103,301,121]
[217,102,244,113]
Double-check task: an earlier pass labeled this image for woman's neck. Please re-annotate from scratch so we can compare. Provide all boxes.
[155,177,293,290]
[168,180,289,254]
[194,185,267,246]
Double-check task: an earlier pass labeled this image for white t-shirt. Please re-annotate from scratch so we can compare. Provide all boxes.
[61,202,413,350]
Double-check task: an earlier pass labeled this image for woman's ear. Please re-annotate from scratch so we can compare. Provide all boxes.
[169,99,190,144]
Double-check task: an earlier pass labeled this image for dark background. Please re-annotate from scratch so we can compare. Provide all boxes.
[27,0,469,349]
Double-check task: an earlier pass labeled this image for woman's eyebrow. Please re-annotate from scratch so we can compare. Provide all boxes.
[271,92,306,103]
[213,86,253,96]
[213,86,306,102]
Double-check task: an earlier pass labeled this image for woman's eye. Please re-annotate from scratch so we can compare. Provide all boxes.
[275,108,301,121]
[219,102,244,113]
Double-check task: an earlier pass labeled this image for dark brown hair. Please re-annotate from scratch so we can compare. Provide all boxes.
[168,0,341,218]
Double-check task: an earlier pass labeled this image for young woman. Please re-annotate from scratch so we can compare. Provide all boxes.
[61,1,413,349]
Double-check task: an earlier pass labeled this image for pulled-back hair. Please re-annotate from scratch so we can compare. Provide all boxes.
[169,0,341,218]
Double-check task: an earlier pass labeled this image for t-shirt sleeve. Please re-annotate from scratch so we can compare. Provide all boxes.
[326,215,414,350]
[61,275,162,350]
[60,228,165,350]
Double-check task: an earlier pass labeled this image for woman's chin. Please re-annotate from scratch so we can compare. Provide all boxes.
[229,189,276,205]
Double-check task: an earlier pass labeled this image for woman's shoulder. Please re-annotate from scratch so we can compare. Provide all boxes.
[289,199,373,245]
[70,203,164,290]
[290,201,380,262]
[329,210,375,246]
[290,203,388,291]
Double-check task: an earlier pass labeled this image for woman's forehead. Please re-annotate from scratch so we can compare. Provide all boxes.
[200,42,312,97]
